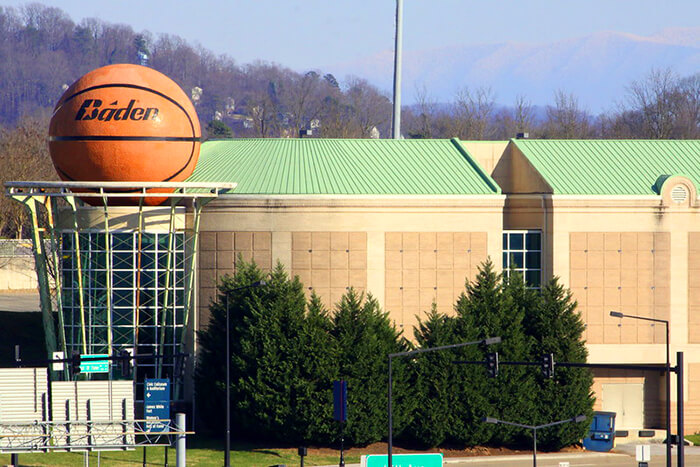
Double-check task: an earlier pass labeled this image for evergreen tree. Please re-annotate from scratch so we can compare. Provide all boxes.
[195,259,267,435]
[403,303,460,447]
[488,271,538,446]
[524,278,594,450]
[450,259,516,446]
[205,119,233,139]
[195,259,335,443]
[294,293,338,444]
[331,288,411,445]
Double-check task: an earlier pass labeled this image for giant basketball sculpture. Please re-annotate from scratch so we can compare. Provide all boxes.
[49,64,201,205]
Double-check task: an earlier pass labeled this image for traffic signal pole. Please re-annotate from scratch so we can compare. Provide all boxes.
[456,357,685,467]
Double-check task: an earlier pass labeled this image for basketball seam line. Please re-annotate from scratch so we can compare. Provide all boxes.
[50,136,201,142]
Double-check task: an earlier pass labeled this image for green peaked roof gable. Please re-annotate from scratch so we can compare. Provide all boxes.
[187,138,501,195]
[512,139,700,195]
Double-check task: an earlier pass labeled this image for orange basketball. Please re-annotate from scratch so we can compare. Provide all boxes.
[49,64,201,205]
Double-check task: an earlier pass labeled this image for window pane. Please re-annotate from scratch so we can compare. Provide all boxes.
[526,270,541,288]
[526,252,541,269]
[502,234,508,249]
[158,252,171,269]
[141,233,157,251]
[113,251,132,269]
[113,270,132,288]
[114,289,133,307]
[510,233,524,250]
[510,252,523,268]
[526,232,541,251]
[113,233,133,251]
[113,308,132,326]
[141,252,156,270]
[502,252,508,268]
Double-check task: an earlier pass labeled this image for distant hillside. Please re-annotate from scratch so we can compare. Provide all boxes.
[327,28,700,111]
[0,4,392,138]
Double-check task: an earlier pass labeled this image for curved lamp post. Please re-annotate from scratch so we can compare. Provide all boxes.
[224,280,266,467]
[483,415,587,467]
[610,310,671,467]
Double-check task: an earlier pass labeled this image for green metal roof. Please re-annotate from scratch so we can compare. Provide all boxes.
[187,138,501,195]
[512,139,700,195]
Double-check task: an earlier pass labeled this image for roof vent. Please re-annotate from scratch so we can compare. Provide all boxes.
[516,132,529,139]
[671,184,688,204]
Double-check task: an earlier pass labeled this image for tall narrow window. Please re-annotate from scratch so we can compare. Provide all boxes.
[503,230,542,289]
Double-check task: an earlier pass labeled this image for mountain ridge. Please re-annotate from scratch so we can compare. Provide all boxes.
[326,28,700,112]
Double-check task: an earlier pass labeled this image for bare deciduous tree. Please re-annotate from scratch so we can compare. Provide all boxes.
[625,68,679,138]
[0,114,57,238]
[543,90,590,138]
[452,86,496,140]
[676,73,700,138]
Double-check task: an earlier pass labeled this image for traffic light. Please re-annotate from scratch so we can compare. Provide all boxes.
[486,352,499,378]
[541,353,554,378]
[119,349,132,377]
[71,352,81,376]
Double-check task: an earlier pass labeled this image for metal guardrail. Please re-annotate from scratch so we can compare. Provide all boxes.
[0,419,190,453]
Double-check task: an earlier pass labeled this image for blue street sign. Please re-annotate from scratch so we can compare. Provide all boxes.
[333,380,347,422]
[80,354,109,373]
[144,378,170,432]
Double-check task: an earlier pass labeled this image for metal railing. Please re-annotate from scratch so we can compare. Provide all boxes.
[0,419,190,453]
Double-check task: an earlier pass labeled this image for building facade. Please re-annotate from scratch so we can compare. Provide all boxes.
[16,138,697,433]
[187,137,700,433]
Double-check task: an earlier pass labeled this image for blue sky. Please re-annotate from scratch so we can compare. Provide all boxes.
[2,0,698,70]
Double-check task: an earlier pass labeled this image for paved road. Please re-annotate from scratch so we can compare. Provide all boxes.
[0,292,40,312]
[322,445,700,467]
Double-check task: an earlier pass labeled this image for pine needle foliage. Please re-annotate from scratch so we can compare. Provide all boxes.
[331,288,412,446]
[196,258,593,450]
[402,260,593,450]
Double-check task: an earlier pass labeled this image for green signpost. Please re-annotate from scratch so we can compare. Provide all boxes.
[363,453,443,467]
[80,353,110,373]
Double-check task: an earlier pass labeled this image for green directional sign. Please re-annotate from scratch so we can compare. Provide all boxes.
[363,453,443,467]
[80,353,110,373]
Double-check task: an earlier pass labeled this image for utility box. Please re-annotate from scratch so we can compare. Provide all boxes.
[582,411,616,452]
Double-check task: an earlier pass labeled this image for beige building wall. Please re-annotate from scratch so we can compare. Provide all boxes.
[549,195,700,431]
[690,233,700,343]
[291,231,367,307]
[385,232,489,332]
[0,256,37,291]
[490,143,700,432]
[197,195,505,333]
[461,141,509,175]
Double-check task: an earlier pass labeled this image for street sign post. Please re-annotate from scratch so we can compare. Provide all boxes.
[333,380,347,422]
[145,378,170,432]
[333,380,348,466]
[79,354,109,373]
[363,453,443,467]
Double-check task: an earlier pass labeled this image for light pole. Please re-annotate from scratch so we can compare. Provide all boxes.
[483,415,586,467]
[388,336,501,467]
[391,0,403,139]
[224,280,266,467]
[610,310,671,467]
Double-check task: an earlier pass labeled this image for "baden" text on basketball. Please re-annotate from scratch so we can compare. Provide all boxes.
[75,99,159,121]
